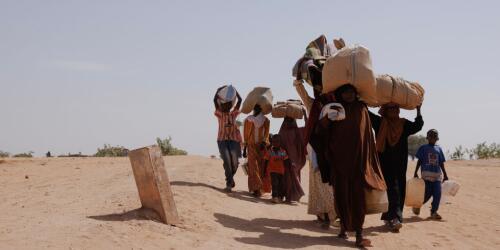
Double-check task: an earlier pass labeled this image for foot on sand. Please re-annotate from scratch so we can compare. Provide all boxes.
[355,236,372,248]
[224,187,232,193]
[337,231,348,240]
[430,212,442,220]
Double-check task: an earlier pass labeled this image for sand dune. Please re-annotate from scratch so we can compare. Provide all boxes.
[1,156,499,249]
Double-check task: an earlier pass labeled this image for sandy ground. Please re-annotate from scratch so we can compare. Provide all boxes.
[1,156,499,250]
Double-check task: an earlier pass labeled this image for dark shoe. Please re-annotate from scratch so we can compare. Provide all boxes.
[224,187,232,193]
[391,219,402,232]
[337,232,348,240]
[430,212,442,220]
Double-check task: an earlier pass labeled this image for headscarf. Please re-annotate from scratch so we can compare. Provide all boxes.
[376,104,405,152]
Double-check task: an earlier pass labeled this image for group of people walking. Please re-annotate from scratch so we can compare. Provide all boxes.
[213,38,450,248]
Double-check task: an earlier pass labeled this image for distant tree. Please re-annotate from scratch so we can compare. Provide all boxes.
[450,145,466,160]
[95,144,129,157]
[13,151,34,158]
[156,137,188,156]
[0,150,10,158]
[408,134,427,160]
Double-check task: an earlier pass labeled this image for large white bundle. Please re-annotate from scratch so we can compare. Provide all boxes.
[365,188,389,214]
[375,74,425,110]
[405,178,425,208]
[322,45,377,105]
[217,85,237,105]
[271,100,304,119]
[241,87,274,115]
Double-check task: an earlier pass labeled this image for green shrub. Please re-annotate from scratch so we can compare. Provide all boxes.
[95,144,129,157]
[0,151,10,158]
[156,137,188,156]
[450,145,466,160]
[408,134,427,160]
[13,151,34,158]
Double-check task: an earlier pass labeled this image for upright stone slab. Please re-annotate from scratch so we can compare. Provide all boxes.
[128,145,180,225]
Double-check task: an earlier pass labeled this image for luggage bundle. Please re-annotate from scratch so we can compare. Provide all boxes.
[322,45,378,105]
[271,100,305,119]
[375,74,425,110]
[216,85,237,107]
[292,35,332,86]
[321,45,425,110]
[241,87,274,115]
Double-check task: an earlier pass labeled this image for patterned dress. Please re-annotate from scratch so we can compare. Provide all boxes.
[243,115,270,193]
[294,82,336,218]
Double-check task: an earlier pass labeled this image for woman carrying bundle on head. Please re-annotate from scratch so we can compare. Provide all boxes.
[309,84,386,248]
[368,103,423,231]
[243,104,270,197]
[272,101,307,204]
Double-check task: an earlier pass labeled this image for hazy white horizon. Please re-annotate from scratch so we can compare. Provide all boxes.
[1,1,499,157]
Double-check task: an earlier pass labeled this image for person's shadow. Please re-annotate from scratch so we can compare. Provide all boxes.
[170,181,277,205]
[214,213,359,249]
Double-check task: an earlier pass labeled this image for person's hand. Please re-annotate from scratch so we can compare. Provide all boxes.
[443,176,449,183]
[320,116,330,128]
[416,104,422,115]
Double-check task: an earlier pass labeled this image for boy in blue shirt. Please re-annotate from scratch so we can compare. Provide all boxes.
[413,129,449,220]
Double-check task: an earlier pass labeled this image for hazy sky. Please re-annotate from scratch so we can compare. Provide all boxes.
[1,0,499,156]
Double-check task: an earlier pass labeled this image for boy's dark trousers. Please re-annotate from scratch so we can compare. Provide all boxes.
[217,140,241,188]
[270,172,284,198]
[424,180,442,213]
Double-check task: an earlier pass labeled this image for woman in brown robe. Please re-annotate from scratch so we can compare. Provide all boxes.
[311,84,386,247]
[278,117,306,203]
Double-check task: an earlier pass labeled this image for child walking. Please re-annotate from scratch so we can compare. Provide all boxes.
[264,134,292,203]
[413,129,449,220]
[214,85,243,192]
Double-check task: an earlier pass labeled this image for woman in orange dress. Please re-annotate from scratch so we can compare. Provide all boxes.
[243,104,270,197]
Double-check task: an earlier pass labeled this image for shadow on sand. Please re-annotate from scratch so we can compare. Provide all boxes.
[170,180,277,205]
[88,207,162,223]
[213,213,360,249]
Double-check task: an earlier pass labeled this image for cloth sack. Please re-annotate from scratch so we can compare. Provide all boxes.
[241,87,273,115]
[322,45,377,105]
[405,178,425,208]
[271,100,305,119]
[320,103,346,121]
[375,74,425,110]
[217,85,237,106]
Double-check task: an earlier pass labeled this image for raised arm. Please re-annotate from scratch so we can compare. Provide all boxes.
[294,80,314,112]
[406,105,424,135]
[234,91,242,111]
[214,86,225,110]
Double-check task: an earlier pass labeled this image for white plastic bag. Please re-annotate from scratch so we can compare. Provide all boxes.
[442,180,460,197]
[320,103,346,122]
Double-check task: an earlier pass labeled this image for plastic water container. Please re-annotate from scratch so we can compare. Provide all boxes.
[365,188,388,214]
[442,180,460,196]
[405,178,425,208]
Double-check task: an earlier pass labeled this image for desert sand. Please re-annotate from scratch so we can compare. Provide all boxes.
[1,156,499,250]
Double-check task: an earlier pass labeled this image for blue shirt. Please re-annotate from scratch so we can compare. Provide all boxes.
[416,144,446,182]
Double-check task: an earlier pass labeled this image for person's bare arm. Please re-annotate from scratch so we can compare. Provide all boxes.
[294,80,313,112]
[234,91,242,111]
[440,163,449,182]
[414,159,421,178]
[214,86,225,110]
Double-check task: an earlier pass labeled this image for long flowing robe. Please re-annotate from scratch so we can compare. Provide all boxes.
[244,116,270,192]
[279,121,306,202]
[313,99,386,232]
[294,83,336,217]
[369,111,423,222]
